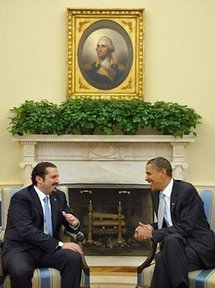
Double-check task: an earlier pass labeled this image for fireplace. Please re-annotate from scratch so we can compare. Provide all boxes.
[69,184,152,256]
[13,134,194,255]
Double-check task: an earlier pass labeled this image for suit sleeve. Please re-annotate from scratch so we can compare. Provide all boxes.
[152,183,207,244]
[6,192,60,253]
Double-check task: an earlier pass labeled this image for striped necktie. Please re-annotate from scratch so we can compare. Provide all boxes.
[158,192,165,229]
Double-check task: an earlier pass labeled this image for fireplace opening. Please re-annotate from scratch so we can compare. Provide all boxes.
[69,184,153,256]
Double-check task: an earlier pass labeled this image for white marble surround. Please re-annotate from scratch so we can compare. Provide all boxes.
[13,135,194,186]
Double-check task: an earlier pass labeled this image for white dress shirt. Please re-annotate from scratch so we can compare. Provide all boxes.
[34,185,51,234]
[162,178,174,227]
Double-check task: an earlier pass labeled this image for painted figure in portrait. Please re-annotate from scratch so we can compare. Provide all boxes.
[84,36,126,87]
[78,21,133,90]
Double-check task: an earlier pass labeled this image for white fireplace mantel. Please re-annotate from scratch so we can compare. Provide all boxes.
[13,134,195,186]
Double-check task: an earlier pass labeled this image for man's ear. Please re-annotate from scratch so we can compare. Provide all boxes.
[35,175,43,184]
[161,168,167,177]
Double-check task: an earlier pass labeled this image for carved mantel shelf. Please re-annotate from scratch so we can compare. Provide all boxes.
[13,134,195,143]
[13,134,195,186]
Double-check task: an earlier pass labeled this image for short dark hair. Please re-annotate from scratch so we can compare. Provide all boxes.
[147,157,172,177]
[31,162,57,185]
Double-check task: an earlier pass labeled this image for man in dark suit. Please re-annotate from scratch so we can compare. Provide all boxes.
[134,157,215,288]
[2,162,83,288]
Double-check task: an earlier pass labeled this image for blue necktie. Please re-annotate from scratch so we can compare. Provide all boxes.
[43,196,53,236]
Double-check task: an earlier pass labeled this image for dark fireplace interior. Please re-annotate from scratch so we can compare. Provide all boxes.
[69,184,153,256]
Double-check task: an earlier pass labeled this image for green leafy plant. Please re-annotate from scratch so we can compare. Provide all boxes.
[96,99,116,135]
[148,101,202,137]
[8,98,202,137]
[58,98,115,134]
[8,100,60,135]
[111,99,152,135]
[58,98,100,134]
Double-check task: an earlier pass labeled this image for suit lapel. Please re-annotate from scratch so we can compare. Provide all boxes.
[152,191,160,217]
[50,194,59,233]
[30,187,44,217]
[170,180,178,217]
[155,192,160,214]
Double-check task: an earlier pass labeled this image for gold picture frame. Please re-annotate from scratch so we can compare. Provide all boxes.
[67,8,144,99]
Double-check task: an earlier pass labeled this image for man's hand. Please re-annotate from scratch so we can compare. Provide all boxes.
[134,222,153,241]
[62,242,83,254]
[62,211,80,227]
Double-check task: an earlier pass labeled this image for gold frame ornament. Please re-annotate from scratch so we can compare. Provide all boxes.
[67,8,144,99]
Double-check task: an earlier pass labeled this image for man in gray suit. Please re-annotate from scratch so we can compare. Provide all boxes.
[134,157,215,288]
[2,162,82,288]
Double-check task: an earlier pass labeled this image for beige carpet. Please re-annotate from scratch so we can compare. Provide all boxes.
[91,285,134,288]
[85,256,143,288]
[90,266,136,288]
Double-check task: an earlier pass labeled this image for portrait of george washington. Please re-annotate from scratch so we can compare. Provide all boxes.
[78,20,133,90]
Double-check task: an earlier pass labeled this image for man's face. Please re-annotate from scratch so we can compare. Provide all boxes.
[96,39,110,60]
[145,163,166,192]
[36,167,59,195]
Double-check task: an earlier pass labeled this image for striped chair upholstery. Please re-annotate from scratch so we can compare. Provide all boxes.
[0,187,90,288]
[136,189,215,288]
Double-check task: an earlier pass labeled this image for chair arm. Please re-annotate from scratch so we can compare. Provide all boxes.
[63,229,90,276]
[0,230,5,241]
[137,241,157,273]
[64,230,85,243]
[0,239,4,284]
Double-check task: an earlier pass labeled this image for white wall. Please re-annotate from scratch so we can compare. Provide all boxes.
[0,0,215,186]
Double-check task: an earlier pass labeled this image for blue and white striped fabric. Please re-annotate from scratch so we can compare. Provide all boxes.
[199,190,215,232]
[3,268,89,288]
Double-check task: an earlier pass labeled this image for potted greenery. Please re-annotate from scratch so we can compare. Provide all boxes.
[8,98,201,137]
[147,101,201,137]
[8,100,60,135]
[110,99,152,135]
[58,98,100,134]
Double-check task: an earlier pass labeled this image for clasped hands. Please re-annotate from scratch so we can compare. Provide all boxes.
[134,222,153,241]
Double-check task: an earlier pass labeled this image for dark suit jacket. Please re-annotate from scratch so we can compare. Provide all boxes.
[2,185,78,268]
[151,179,215,268]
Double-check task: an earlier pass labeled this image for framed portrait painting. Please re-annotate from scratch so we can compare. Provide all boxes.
[67,9,144,99]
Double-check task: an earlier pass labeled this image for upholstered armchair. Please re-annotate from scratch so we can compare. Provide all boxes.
[136,189,215,288]
[0,187,90,288]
